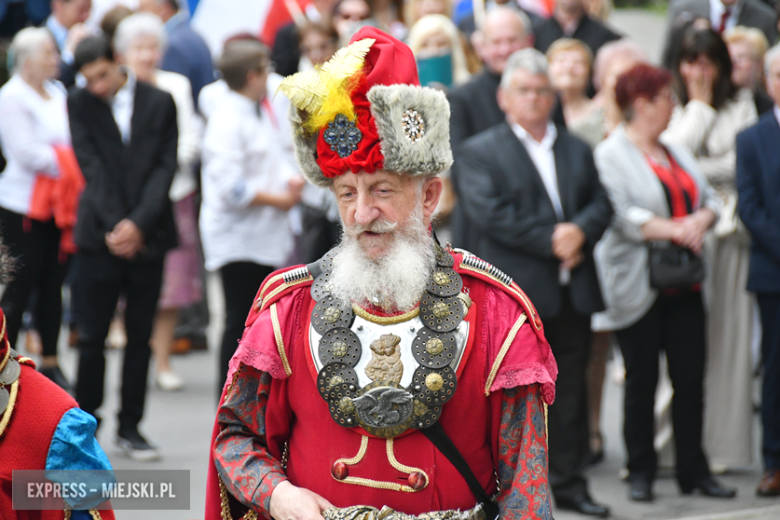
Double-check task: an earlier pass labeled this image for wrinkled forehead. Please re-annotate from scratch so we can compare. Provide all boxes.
[330,170,415,190]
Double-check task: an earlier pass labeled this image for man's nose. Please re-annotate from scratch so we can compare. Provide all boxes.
[354,193,380,226]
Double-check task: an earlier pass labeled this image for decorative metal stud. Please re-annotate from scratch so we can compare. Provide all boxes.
[323,114,362,158]
[425,373,444,391]
[402,109,425,143]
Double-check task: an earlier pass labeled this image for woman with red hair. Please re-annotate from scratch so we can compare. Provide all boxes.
[593,63,734,502]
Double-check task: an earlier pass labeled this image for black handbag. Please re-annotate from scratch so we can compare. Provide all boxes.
[648,244,705,289]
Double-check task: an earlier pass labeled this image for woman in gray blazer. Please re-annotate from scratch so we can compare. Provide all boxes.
[593,64,732,502]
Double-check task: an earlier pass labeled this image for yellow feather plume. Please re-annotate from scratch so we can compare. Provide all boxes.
[276,38,376,136]
[275,71,328,114]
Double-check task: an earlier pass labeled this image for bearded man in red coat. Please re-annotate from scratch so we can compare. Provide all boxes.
[205,27,558,520]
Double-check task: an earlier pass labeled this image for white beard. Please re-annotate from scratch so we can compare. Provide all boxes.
[329,205,435,313]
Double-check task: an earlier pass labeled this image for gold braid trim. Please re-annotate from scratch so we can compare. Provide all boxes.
[89,509,103,519]
[332,436,422,493]
[386,438,428,491]
[270,304,292,377]
[484,313,527,396]
[260,277,313,312]
[259,274,286,298]
[64,510,71,520]
[0,314,9,372]
[457,264,540,331]
[218,477,259,520]
[0,379,19,437]
[350,305,420,325]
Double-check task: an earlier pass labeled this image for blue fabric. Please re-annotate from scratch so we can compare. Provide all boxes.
[45,408,115,510]
[160,13,215,109]
[453,0,473,24]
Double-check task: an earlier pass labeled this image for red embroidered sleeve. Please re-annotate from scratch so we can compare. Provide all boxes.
[496,384,553,520]
[214,365,287,519]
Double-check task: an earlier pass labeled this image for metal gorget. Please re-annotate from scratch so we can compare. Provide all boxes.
[309,245,470,438]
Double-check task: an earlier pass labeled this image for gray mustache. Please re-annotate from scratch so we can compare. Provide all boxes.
[344,219,399,237]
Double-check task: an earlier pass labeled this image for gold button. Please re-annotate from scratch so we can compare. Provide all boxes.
[425,338,444,355]
[431,302,449,318]
[432,271,451,285]
[425,373,444,391]
[324,307,341,323]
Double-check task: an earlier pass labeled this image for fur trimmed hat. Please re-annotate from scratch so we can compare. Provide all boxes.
[279,27,453,187]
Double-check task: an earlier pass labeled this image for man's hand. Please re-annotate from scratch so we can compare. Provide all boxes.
[64,24,91,56]
[552,223,586,263]
[105,219,144,259]
[269,481,334,520]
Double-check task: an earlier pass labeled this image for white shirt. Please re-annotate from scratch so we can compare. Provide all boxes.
[0,76,70,215]
[709,0,744,32]
[773,104,780,128]
[154,69,202,201]
[200,83,300,270]
[111,67,136,144]
[510,121,564,220]
[510,120,571,284]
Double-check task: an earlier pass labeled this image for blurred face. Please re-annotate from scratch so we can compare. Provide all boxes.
[121,34,161,83]
[680,54,719,91]
[416,0,447,18]
[80,58,125,100]
[766,54,780,106]
[334,0,370,35]
[24,37,60,82]
[417,30,451,57]
[480,15,528,74]
[633,85,676,138]
[729,40,761,89]
[332,171,440,260]
[53,0,91,28]
[548,49,590,93]
[301,31,337,66]
[137,0,165,18]
[498,69,555,131]
[557,0,585,12]
[720,0,738,6]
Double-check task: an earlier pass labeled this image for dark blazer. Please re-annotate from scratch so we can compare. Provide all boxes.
[737,111,780,293]
[160,14,214,110]
[271,22,302,78]
[455,122,613,318]
[68,81,179,259]
[534,14,621,55]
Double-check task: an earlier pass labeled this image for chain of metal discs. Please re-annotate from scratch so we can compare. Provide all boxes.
[0,348,21,414]
[310,246,467,438]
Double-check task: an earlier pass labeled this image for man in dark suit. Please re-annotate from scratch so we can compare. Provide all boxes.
[456,48,613,517]
[664,0,777,68]
[736,44,780,498]
[533,0,621,55]
[138,0,214,110]
[448,6,532,253]
[45,0,91,87]
[69,36,178,462]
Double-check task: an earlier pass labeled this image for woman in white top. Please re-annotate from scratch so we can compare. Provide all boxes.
[0,28,73,389]
[664,27,759,470]
[114,13,202,391]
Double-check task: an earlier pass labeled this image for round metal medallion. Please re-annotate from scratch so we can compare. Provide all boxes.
[435,247,455,268]
[326,381,360,427]
[319,250,337,273]
[0,358,20,385]
[409,400,442,430]
[317,363,359,400]
[420,293,466,332]
[310,273,334,302]
[311,298,354,333]
[426,267,462,297]
[402,109,425,143]
[411,329,457,368]
[352,381,416,438]
[319,327,361,367]
[0,386,8,415]
[411,365,457,407]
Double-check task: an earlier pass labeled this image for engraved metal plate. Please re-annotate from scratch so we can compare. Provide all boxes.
[435,246,455,268]
[311,298,354,333]
[411,365,457,407]
[317,363,359,400]
[0,386,8,415]
[352,381,416,437]
[310,273,334,302]
[426,267,463,297]
[411,329,457,369]
[0,358,20,385]
[420,293,466,332]
[319,327,362,367]
[326,381,360,427]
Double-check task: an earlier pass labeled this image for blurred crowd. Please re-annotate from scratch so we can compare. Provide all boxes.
[0,0,779,515]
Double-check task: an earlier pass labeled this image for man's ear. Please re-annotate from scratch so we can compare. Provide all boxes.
[421,176,443,222]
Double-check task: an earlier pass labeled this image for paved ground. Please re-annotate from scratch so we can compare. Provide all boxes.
[18,7,780,520]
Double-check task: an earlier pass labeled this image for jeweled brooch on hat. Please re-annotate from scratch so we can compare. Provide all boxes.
[323,114,362,158]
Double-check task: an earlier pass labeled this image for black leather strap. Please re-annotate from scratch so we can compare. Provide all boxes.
[421,422,499,520]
